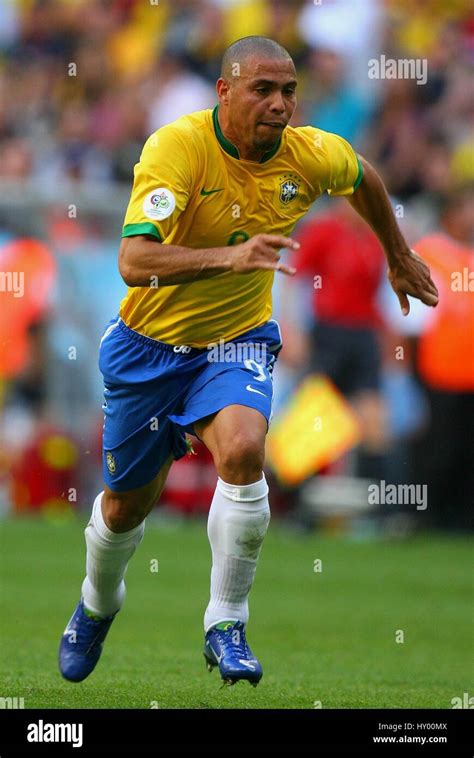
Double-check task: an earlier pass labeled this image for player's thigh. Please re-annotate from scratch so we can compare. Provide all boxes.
[194,405,267,470]
[103,454,173,530]
[100,316,191,494]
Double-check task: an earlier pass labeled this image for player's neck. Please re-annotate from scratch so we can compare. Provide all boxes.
[217,109,273,162]
[238,143,269,162]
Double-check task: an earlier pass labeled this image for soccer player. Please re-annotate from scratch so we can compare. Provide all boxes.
[59,36,438,687]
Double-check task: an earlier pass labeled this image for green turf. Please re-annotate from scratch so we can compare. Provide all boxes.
[0,515,472,709]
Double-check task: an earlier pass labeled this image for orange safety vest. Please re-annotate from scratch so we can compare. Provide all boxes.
[416,233,474,392]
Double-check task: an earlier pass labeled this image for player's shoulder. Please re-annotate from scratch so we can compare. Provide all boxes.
[286,124,353,156]
[144,109,213,153]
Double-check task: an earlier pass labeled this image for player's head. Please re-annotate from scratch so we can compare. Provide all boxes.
[216,36,297,158]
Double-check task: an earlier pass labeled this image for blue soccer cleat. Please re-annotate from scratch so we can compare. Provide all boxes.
[204,620,263,687]
[59,599,117,682]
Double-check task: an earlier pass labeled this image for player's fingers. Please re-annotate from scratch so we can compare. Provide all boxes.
[259,234,300,251]
[424,282,439,299]
[254,260,296,275]
[275,261,297,275]
[411,252,439,297]
[260,243,281,260]
[396,289,410,316]
[426,278,439,298]
[406,277,439,304]
[419,289,439,307]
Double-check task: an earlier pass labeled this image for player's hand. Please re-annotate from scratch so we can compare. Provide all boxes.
[387,248,439,316]
[230,234,299,275]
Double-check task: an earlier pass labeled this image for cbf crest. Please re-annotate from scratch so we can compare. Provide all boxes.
[106,452,116,475]
[279,173,301,205]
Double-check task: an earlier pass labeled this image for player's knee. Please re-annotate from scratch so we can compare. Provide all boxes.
[217,432,265,482]
[102,492,147,533]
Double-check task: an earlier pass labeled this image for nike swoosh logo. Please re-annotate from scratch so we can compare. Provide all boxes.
[209,643,223,663]
[246,384,267,397]
[239,660,256,670]
[200,188,224,196]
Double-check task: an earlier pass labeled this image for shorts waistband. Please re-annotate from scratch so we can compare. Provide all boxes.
[117,318,204,355]
[116,317,282,355]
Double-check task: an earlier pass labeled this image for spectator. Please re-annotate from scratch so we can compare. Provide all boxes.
[292,199,389,479]
[303,47,372,144]
[0,0,471,531]
[145,51,215,133]
[413,187,474,531]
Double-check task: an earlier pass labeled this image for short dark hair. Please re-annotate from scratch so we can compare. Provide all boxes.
[220,36,293,80]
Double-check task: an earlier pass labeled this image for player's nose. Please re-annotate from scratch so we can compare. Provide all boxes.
[268,91,286,113]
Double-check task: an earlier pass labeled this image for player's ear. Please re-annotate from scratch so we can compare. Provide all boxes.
[216,77,230,105]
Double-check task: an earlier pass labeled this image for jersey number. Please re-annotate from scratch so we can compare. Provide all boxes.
[244,359,266,382]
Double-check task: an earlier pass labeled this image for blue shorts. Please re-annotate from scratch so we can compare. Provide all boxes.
[99,317,282,492]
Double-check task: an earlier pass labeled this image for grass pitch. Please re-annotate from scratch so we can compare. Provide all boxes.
[0,515,472,709]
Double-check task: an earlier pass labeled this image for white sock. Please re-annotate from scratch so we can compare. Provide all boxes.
[81,492,145,618]
[204,474,270,631]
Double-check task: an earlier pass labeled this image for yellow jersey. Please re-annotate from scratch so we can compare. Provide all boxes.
[120,106,363,346]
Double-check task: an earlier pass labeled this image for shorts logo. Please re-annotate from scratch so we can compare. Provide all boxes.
[106,452,116,475]
[279,174,300,205]
[143,188,176,220]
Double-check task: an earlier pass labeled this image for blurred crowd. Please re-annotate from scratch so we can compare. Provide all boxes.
[0,0,472,532]
[0,0,473,192]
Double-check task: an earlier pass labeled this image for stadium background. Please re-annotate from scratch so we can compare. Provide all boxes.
[0,0,472,710]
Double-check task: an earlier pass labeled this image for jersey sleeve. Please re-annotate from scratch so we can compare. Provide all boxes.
[323,132,363,197]
[121,126,194,241]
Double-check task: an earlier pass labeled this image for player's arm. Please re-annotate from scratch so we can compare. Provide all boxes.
[119,234,298,287]
[347,156,439,315]
[121,124,298,287]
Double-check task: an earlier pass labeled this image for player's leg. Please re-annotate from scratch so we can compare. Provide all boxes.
[165,318,282,684]
[59,316,195,681]
[81,455,173,619]
[59,457,173,683]
[194,405,270,685]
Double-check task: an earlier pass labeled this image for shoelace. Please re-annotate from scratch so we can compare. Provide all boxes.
[72,611,113,654]
[218,626,252,659]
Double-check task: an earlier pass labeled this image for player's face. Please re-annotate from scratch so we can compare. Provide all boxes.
[223,57,297,154]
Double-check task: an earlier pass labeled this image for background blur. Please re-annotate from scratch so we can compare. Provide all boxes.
[0,0,472,534]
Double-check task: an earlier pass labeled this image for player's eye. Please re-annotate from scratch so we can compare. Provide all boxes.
[256,87,269,94]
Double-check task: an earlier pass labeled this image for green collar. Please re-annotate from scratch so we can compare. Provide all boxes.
[212,105,282,164]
